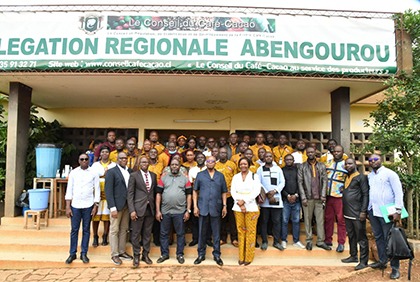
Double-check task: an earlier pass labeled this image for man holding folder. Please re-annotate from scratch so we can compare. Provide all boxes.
[367,154,404,280]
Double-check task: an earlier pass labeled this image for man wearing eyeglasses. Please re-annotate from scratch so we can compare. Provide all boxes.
[367,154,404,280]
[193,156,228,266]
[65,153,100,264]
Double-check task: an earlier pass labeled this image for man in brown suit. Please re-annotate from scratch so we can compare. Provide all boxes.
[127,156,157,268]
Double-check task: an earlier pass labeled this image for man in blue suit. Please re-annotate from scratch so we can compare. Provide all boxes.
[105,152,133,265]
[193,156,228,266]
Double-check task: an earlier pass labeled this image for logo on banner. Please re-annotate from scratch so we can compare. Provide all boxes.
[79,15,103,34]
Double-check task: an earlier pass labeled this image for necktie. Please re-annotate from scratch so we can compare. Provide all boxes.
[145,172,150,192]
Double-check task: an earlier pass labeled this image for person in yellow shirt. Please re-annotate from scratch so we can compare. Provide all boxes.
[319,139,349,163]
[109,138,125,163]
[177,135,187,154]
[149,131,165,155]
[147,148,164,181]
[126,138,139,170]
[227,133,240,160]
[265,132,276,149]
[273,134,294,168]
[250,132,272,162]
[182,149,197,170]
[231,141,249,166]
[216,147,238,247]
[244,148,260,173]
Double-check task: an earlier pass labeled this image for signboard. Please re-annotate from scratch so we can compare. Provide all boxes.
[0,12,397,75]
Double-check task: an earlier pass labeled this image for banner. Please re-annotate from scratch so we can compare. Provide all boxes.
[0,12,397,75]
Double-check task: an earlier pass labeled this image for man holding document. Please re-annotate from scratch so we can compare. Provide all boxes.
[367,154,404,280]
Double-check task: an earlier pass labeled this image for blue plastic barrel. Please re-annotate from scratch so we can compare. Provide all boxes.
[28,189,50,210]
[35,144,62,178]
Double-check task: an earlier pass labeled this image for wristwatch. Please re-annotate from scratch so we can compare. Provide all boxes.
[187,209,191,213]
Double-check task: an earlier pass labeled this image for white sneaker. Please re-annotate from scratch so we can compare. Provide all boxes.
[281,241,287,249]
[293,241,306,249]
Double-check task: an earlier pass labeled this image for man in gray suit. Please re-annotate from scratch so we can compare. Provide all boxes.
[105,152,133,266]
[193,156,228,266]
[127,156,157,268]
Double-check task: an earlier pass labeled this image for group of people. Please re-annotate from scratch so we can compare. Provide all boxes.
[64,130,405,279]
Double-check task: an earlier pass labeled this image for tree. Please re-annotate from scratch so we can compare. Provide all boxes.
[364,10,420,238]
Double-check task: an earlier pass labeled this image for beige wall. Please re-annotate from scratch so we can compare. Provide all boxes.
[38,105,375,139]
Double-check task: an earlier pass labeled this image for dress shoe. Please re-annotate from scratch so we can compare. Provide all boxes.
[194,256,206,265]
[232,240,239,247]
[65,254,76,264]
[316,243,332,251]
[92,235,99,248]
[101,234,109,246]
[341,256,358,263]
[244,262,251,266]
[336,244,344,253]
[390,269,400,279]
[189,240,198,247]
[133,256,140,268]
[80,253,90,263]
[273,242,285,251]
[154,241,161,247]
[255,241,260,248]
[261,242,268,250]
[111,256,122,266]
[156,255,169,264]
[306,242,313,250]
[238,260,244,265]
[119,252,133,261]
[214,256,224,266]
[206,240,213,247]
[355,263,368,271]
[177,255,185,264]
[369,261,387,269]
[325,242,333,247]
[141,255,153,265]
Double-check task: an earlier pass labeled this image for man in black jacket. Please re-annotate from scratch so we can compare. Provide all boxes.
[105,152,133,265]
[341,158,369,270]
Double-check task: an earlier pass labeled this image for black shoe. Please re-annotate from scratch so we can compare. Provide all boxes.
[341,256,358,263]
[214,257,223,266]
[306,242,312,250]
[80,253,90,263]
[65,254,76,264]
[390,269,400,279]
[273,242,285,251]
[206,240,213,247]
[189,240,198,247]
[119,252,133,261]
[316,243,332,251]
[255,241,260,248]
[154,241,161,247]
[141,254,153,265]
[156,255,169,264]
[325,242,333,247]
[133,256,140,268]
[336,244,344,253]
[111,256,122,266]
[194,256,206,265]
[355,263,368,271]
[101,234,109,246]
[369,261,387,269]
[92,235,99,248]
[177,255,185,264]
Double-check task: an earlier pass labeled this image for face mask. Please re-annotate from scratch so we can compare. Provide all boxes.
[169,150,177,154]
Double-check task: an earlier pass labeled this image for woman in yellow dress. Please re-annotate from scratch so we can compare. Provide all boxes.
[90,146,116,247]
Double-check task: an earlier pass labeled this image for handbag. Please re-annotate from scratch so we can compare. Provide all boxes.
[251,173,266,204]
[386,223,415,280]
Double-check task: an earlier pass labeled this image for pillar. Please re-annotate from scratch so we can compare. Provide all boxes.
[5,82,32,217]
[331,87,350,154]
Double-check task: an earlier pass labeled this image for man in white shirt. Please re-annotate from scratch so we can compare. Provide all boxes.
[65,153,100,264]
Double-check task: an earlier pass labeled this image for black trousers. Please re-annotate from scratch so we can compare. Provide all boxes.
[131,205,154,257]
[345,218,369,264]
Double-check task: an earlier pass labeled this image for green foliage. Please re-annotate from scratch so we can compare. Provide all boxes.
[0,96,76,192]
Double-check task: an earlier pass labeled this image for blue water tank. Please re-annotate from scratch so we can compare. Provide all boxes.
[28,189,50,210]
[35,144,62,178]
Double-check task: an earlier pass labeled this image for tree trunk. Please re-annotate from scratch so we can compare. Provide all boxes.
[416,189,419,239]
[405,156,414,237]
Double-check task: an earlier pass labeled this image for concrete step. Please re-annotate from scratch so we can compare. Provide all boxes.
[0,215,350,269]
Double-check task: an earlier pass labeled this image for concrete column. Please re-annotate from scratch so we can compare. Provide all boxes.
[5,82,32,217]
[331,87,350,154]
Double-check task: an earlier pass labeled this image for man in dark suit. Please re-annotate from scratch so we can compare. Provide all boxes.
[105,152,133,266]
[193,156,228,266]
[127,156,157,268]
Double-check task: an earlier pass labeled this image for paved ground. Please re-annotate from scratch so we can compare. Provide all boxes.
[0,253,418,282]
